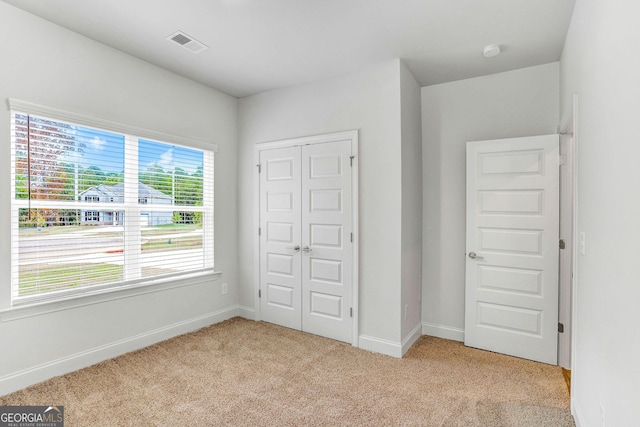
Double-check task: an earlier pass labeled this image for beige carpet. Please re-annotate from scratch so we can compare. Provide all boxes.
[1,317,574,426]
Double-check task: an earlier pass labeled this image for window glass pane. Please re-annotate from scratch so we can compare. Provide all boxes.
[17,208,124,296]
[13,114,125,201]
[11,109,213,303]
[76,127,125,196]
[138,139,204,206]
[140,211,204,278]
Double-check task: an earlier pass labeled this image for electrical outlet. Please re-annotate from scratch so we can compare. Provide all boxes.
[404,304,408,320]
[221,283,228,295]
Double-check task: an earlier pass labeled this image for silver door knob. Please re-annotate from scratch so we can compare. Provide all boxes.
[468,251,483,260]
[302,246,312,253]
[288,245,300,252]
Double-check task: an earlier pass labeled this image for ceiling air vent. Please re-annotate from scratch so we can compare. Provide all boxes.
[167,31,208,54]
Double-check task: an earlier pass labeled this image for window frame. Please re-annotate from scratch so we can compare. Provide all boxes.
[7,98,218,307]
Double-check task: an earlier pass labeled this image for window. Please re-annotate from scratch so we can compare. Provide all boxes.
[9,100,215,304]
[85,211,100,222]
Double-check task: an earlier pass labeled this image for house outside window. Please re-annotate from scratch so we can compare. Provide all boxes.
[9,100,215,304]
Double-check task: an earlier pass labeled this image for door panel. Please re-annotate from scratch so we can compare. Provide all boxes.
[302,140,353,343]
[260,147,302,330]
[465,135,559,365]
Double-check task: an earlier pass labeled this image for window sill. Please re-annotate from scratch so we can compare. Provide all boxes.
[0,271,222,322]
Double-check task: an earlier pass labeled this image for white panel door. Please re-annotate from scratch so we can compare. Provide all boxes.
[258,138,354,344]
[301,141,353,343]
[260,147,302,330]
[465,135,559,364]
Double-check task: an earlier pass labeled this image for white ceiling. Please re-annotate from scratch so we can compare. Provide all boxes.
[1,0,576,98]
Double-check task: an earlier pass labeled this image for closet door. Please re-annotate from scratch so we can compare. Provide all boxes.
[301,141,353,342]
[258,136,354,344]
[259,146,302,330]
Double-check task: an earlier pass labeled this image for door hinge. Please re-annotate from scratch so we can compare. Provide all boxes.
[350,155,355,167]
[258,289,262,298]
[559,239,566,249]
[559,155,567,166]
[350,232,353,243]
[258,227,261,236]
[558,322,564,333]
[256,163,261,173]
[350,307,353,318]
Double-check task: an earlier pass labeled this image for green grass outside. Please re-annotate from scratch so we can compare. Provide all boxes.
[19,263,123,295]
[20,226,87,237]
[141,224,200,236]
[147,223,197,229]
[19,263,181,295]
[141,236,202,253]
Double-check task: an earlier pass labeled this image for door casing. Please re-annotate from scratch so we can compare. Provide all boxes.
[253,130,359,346]
[558,94,578,371]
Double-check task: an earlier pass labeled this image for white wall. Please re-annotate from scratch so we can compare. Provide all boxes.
[238,60,407,353]
[560,1,640,424]
[0,3,238,395]
[399,62,423,347]
[421,63,559,340]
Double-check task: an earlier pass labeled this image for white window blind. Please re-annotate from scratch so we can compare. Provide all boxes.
[9,104,215,305]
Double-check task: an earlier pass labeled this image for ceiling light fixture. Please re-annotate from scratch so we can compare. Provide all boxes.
[483,44,501,58]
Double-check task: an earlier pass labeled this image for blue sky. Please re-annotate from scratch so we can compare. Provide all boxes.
[73,126,203,175]
[138,139,203,175]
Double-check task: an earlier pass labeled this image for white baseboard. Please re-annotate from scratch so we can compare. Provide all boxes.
[236,305,256,320]
[0,306,238,397]
[401,322,423,355]
[358,335,403,358]
[572,397,585,427]
[422,322,465,342]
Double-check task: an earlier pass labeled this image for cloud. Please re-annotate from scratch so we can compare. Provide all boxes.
[157,148,174,168]
[90,136,106,150]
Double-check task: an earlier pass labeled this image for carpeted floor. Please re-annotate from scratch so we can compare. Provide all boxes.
[1,317,574,426]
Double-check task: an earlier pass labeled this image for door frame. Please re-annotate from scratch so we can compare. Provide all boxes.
[253,130,359,346]
[558,94,578,370]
